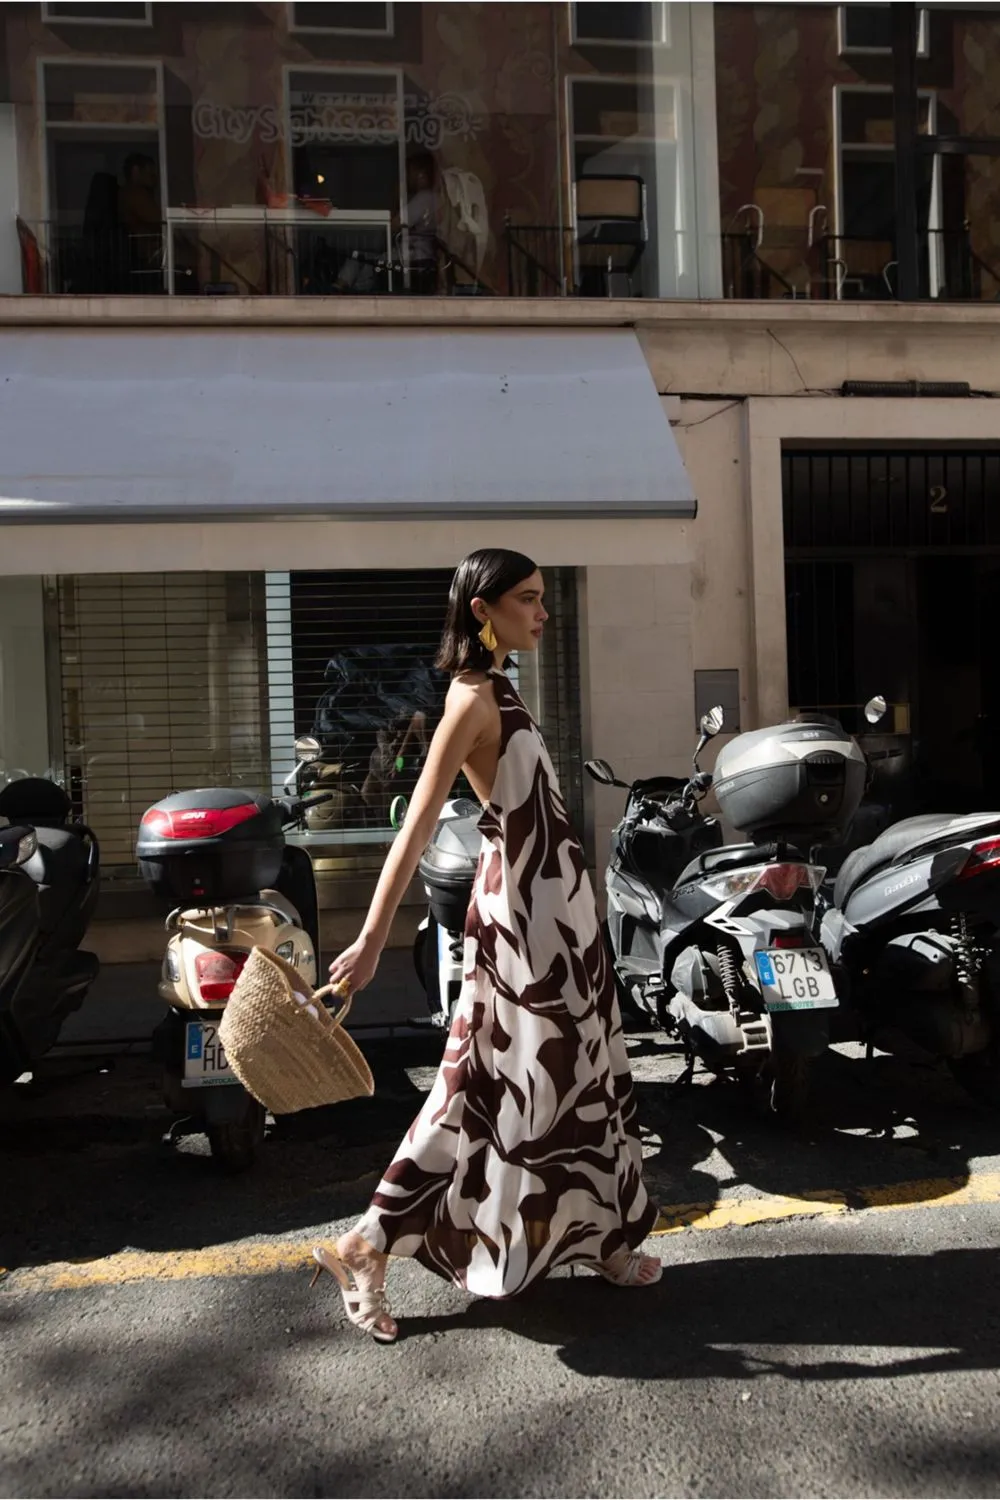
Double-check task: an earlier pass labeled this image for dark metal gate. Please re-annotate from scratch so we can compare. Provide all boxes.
[784,447,1000,809]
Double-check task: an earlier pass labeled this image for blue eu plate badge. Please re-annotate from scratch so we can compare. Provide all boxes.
[755,951,777,988]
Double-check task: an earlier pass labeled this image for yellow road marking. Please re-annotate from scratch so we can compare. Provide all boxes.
[7,1173,1000,1294]
[651,1170,1000,1234]
[652,1190,848,1234]
[10,1241,316,1293]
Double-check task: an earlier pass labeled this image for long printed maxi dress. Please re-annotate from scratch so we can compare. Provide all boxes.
[355,669,657,1297]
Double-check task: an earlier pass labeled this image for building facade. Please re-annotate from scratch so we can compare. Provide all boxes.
[3,2,1000,962]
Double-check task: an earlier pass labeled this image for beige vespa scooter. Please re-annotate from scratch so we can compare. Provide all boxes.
[137,737,331,1171]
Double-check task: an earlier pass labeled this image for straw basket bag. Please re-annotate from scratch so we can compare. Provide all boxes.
[218,946,374,1115]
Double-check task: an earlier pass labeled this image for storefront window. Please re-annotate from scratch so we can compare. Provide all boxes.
[6,2,721,299]
[0,578,54,790]
[39,569,576,874]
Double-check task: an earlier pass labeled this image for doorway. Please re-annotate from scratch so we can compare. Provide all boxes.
[784,448,1000,816]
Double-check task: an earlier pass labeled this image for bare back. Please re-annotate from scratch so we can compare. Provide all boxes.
[450,670,502,806]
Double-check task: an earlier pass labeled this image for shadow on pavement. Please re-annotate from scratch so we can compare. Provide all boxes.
[633,1043,994,1218]
[1,1018,996,1275]
[398,1244,1000,1383]
[6,1243,1000,1499]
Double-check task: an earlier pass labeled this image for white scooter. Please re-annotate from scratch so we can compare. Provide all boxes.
[136,736,333,1171]
[410,797,482,1025]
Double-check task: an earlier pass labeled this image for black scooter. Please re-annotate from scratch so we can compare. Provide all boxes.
[0,778,101,1084]
[817,703,1000,1106]
[589,707,861,1121]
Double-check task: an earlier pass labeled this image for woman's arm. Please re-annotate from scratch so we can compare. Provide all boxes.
[327,685,493,993]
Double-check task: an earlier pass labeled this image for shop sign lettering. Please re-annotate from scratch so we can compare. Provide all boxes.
[192,91,485,149]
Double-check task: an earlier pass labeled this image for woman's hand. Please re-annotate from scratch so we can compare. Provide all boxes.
[328,934,381,995]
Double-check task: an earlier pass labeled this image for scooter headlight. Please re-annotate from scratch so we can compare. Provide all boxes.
[275,940,296,964]
[15,830,37,865]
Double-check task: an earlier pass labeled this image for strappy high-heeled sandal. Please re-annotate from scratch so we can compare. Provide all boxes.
[309,1246,398,1343]
[593,1248,663,1287]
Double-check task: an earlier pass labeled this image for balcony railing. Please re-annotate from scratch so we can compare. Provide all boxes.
[504,217,1000,302]
[17,215,496,297]
[17,215,1000,303]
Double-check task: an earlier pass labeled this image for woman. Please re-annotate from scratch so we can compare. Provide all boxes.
[311,550,660,1342]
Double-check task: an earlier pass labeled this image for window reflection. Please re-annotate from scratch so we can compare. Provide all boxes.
[10,2,719,299]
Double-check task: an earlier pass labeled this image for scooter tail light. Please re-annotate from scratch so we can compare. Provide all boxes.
[703,862,825,902]
[194,949,248,1003]
[958,836,1000,881]
[140,803,258,840]
[757,863,824,901]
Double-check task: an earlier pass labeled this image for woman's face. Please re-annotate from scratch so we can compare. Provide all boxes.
[478,569,548,654]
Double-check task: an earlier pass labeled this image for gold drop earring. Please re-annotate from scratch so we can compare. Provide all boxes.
[478,618,497,652]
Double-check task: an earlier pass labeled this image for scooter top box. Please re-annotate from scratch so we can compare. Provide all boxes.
[713,717,866,843]
[419,809,482,932]
[137,788,284,905]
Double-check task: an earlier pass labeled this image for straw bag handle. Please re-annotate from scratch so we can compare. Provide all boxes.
[310,978,353,1027]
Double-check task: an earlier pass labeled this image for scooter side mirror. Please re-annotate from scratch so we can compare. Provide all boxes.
[585,758,620,788]
[389,795,408,831]
[864,696,888,726]
[700,706,725,739]
[294,736,322,764]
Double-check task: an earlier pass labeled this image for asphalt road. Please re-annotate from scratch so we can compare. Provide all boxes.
[4,994,1000,1498]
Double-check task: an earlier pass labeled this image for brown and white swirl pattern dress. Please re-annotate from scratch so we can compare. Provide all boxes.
[355,669,657,1297]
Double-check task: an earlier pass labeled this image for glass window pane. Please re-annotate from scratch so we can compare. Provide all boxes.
[291,3,391,33]
[43,63,159,126]
[844,5,892,49]
[45,2,149,20]
[574,3,665,45]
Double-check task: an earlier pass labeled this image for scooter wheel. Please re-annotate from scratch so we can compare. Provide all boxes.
[207,1099,266,1173]
[768,1050,810,1125]
[738,1050,810,1126]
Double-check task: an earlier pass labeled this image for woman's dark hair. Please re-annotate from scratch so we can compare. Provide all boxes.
[436,548,537,675]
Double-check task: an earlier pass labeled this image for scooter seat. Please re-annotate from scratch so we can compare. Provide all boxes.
[675,843,769,888]
[834,812,1000,908]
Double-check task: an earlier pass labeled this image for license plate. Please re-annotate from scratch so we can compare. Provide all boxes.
[182,1020,238,1087]
[754,948,838,1011]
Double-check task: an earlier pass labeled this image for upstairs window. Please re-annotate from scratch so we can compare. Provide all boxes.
[571,2,671,47]
[289,3,393,36]
[838,5,929,56]
[42,2,153,24]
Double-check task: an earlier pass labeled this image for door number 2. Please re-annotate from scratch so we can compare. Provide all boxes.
[929,484,948,514]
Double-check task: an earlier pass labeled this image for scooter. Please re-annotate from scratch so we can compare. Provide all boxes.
[0,778,101,1085]
[589,707,863,1121]
[412,796,483,1023]
[136,736,334,1171]
[817,701,1000,1107]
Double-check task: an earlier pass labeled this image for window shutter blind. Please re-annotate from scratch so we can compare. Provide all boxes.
[57,567,580,870]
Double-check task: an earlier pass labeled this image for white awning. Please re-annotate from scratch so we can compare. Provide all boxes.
[0,327,695,523]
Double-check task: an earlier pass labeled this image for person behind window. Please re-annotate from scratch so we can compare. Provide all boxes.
[398,150,439,292]
[79,171,126,294]
[119,153,162,290]
[333,150,441,295]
